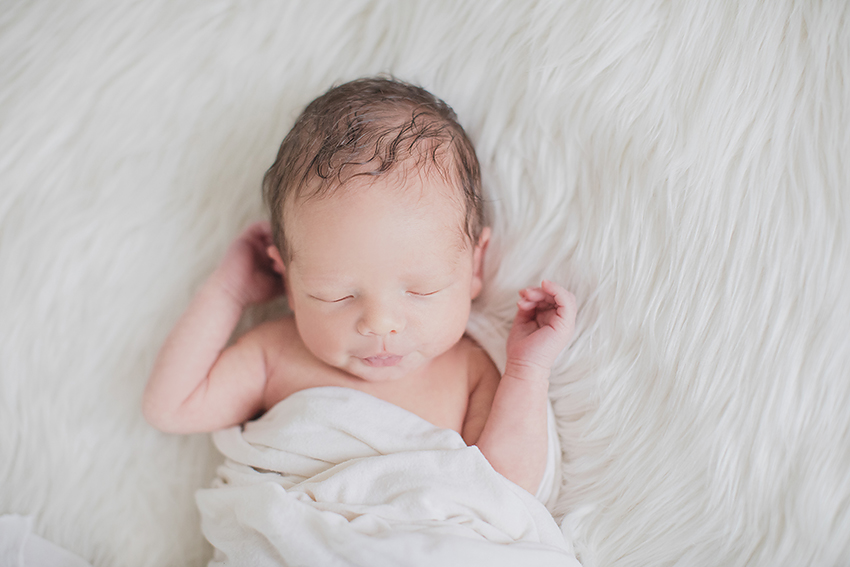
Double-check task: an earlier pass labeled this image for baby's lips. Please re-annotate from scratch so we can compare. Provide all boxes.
[361,354,403,367]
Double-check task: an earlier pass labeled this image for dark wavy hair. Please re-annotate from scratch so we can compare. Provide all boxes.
[262,76,483,263]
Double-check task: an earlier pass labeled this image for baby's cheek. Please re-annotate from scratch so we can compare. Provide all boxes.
[424,303,469,352]
[298,314,345,361]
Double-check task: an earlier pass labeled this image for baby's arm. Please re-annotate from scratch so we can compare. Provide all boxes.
[475,280,576,494]
[142,222,284,434]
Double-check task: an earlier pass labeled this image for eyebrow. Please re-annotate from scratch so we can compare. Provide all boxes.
[294,272,355,288]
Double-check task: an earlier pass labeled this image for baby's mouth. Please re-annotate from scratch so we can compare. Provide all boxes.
[361,354,403,367]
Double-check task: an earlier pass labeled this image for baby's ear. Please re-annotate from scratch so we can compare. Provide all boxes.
[470,227,491,299]
[267,245,294,310]
[267,245,286,276]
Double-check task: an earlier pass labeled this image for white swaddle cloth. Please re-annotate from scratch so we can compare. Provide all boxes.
[196,385,578,566]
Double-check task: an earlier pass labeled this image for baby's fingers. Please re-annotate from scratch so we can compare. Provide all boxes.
[541,280,577,322]
[519,286,546,302]
[518,281,576,314]
[541,280,574,305]
[517,286,548,313]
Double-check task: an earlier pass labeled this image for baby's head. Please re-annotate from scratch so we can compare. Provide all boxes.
[263,76,484,262]
[263,77,490,382]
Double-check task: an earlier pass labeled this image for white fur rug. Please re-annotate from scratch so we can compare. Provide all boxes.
[2,1,848,565]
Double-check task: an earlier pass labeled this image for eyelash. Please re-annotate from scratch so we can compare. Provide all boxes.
[408,289,440,297]
[314,290,439,303]
[309,294,352,303]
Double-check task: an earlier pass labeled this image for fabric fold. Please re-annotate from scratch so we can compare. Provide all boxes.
[196,387,579,567]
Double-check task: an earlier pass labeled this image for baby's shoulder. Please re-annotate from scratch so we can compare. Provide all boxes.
[457,334,496,366]
[245,315,339,408]
[234,315,304,371]
[457,335,500,389]
[246,315,299,345]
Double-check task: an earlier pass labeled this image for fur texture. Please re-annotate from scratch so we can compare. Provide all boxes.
[1,1,848,565]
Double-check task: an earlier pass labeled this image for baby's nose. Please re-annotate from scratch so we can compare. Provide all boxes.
[357,301,405,336]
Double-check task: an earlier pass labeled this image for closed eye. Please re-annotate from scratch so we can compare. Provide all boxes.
[408,289,441,297]
[310,294,353,303]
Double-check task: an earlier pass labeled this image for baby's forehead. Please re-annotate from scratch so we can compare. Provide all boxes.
[283,168,471,263]
[291,160,466,219]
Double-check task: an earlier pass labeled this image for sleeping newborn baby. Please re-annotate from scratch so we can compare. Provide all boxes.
[143,77,578,564]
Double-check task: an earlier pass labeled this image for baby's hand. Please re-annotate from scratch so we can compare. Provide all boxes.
[506,280,576,376]
[214,221,285,306]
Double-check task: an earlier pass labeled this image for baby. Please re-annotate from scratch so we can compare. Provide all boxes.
[143,77,576,496]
